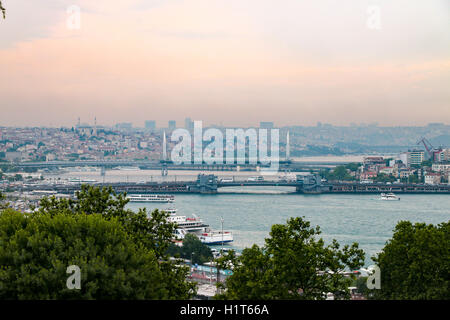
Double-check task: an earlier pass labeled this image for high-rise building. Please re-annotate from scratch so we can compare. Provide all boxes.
[260,122,274,129]
[168,120,176,131]
[115,123,133,131]
[145,120,156,131]
[185,118,194,131]
[408,150,425,166]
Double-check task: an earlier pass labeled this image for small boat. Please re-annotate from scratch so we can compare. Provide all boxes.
[380,193,400,201]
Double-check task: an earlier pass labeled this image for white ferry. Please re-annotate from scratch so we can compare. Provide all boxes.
[380,193,400,201]
[68,178,98,183]
[127,194,174,203]
[247,176,264,182]
[165,209,233,245]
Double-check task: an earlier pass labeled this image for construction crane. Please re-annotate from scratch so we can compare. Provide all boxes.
[416,137,434,158]
[417,137,443,161]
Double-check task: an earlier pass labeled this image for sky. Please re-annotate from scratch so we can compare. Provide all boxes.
[0,0,449,128]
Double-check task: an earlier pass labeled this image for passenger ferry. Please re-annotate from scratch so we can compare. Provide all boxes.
[127,194,174,203]
[380,193,400,201]
[165,209,233,244]
[68,178,97,183]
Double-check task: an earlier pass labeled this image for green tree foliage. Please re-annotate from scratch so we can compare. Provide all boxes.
[421,160,433,168]
[0,1,5,19]
[0,192,7,210]
[38,185,175,259]
[373,221,450,300]
[345,162,361,172]
[354,276,370,297]
[372,173,396,183]
[402,174,420,184]
[167,233,213,265]
[0,185,196,299]
[321,165,354,181]
[0,209,194,299]
[215,217,364,300]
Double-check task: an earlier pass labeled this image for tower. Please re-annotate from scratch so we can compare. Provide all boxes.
[161,131,168,176]
[93,117,97,136]
[286,131,290,161]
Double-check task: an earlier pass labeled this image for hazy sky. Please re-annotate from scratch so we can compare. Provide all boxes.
[0,0,449,127]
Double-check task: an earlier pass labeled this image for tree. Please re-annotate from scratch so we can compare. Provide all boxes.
[167,233,213,265]
[38,185,176,259]
[372,220,449,300]
[0,1,5,19]
[355,276,370,297]
[0,209,194,299]
[0,191,7,210]
[321,166,354,181]
[23,185,196,299]
[215,217,364,300]
[373,173,396,183]
[421,160,433,168]
[345,162,361,172]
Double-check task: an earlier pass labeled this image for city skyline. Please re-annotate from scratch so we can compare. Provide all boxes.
[1,118,450,129]
[1,0,449,127]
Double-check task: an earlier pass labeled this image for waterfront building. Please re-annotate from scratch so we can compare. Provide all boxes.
[398,152,409,167]
[432,163,450,173]
[408,150,425,166]
[399,169,415,179]
[360,171,377,180]
[379,166,394,175]
[424,172,442,185]
[363,156,385,166]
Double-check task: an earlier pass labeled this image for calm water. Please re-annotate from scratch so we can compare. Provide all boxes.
[126,187,450,266]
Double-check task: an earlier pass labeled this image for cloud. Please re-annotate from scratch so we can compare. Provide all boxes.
[0,0,449,126]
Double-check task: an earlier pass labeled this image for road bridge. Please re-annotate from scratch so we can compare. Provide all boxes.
[14,160,348,171]
[12,174,450,195]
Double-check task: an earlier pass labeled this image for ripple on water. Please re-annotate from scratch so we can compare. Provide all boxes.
[128,192,450,266]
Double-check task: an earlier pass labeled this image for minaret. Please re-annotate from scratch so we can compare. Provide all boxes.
[161,131,168,176]
[93,117,97,136]
[162,131,167,161]
[286,131,290,161]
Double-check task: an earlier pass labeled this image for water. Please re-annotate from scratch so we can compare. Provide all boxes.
[126,186,450,266]
[44,168,450,266]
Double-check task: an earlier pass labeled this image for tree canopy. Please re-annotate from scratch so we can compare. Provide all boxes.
[320,165,354,181]
[215,217,365,300]
[373,220,449,300]
[0,1,5,19]
[38,185,176,259]
[167,233,213,265]
[0,185,196,299]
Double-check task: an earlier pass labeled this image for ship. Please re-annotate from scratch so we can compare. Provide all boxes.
[127,194,174,203]
[68,178,97,183]
[380,193,400,201]
[164,209,233,245]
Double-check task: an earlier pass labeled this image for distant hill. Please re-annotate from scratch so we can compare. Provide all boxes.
[429,135,450,148]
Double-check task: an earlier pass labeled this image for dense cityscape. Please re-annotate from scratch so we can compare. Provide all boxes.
[1,0,449,314]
